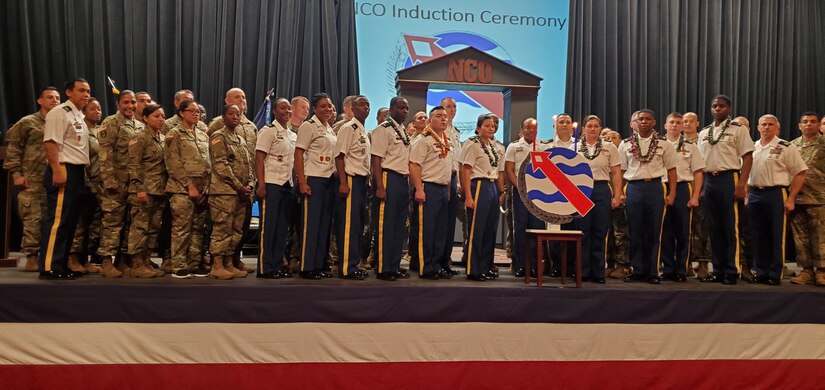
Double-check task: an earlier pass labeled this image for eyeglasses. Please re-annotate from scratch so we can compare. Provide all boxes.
[182,109,202,114]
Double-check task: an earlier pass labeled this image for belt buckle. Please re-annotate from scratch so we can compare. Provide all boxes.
[710,171,720,176]
[644,178,652,182]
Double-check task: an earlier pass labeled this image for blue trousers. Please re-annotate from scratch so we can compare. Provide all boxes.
[625,180,666,278]
[374,170,409,274]
[661,182,693,276]
[336,175,368,276]
[704,171,741,276]
[576,181,612,279]
[466,179,499,277]
[39,163,85,273]
[258,183,294,274]
[512,187,545,271]
[300,175,334,272]
[413,182,449,275]
[749,187,787,279]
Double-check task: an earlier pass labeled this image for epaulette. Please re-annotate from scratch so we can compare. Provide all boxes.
[685,139,697,144]
[659,135,667,140]
[468,135,480,143]
[351,123,358,130]
[380,120,393,128]
[422,131,431,137]
[730,121,742,127]
[778,140,791,147]
[700,124,713,131]
[62,106,72,112]
[541,139,553,144]
[307,119,315,124]
[623,136,633,142]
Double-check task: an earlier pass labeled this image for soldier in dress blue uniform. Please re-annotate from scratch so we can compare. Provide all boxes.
[748,115,807,285]
[370,97,411,281]
[697,95,754,285]
[660,113,705,282]
[294,93,337,280]
[409,106,453,279]
[459,114,506,281]
[38,79,92,279]
[255,98,297,279]
[618,109,678,284]
[333,96,371,280]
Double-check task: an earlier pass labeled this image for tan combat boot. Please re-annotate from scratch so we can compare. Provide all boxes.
[100,256,123,278]
[209,255,234,280]
[815,269,825,286]
[696,262,710,279]
[609,265,629,279]
[67,254,87,274]
[791,268,815,285]
[84,262,101,273]
[115,254,132,277]
[225,256,248,278]
[234,256,254,274]
[160,258,173,274]
[740,264,754,283]
[144,257,165,277]
[23,255,39,272]
[130,255,157,278]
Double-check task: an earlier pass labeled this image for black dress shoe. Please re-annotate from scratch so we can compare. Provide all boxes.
[394,271,410,279]
[436,269,452,279]
[661,273,676,281]
[721,274,738,285]
[39,271,76,280]
[752,274,768,284]
[485,270,498,279]
[299,271,322,280]
[278,270,292,278]
[700,273,723,283]
[341,273,367,280]
[447,268,460,276]
[550,268,561,277]
[647,276,662,284]
[592,277,606,284]
[355,270,369,278]
[624,273,645,283]
[420,271,440,280]
[319,271,334,278]
[674,274,687,282]
[766,277,781,286]
[257,272,282,279]
[466,274,487,281]
[514,269,525,278]
[376,272,397,281]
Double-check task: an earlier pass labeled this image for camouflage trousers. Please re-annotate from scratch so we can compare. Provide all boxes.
[16,186,45,256]
[208,195,246,257]
[738,200,753,269]
[504,187,514,259]
[96,188,130,257]
[126,194,167,257]
[606,206,630,267]
[169,194,208,271]
[790,204,825,268]
[70,191,101,257]
[690,200,712,263]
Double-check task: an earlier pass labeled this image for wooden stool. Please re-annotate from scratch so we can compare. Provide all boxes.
[524,229,582,288]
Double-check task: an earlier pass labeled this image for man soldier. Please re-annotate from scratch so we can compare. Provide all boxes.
[370,96,412,281]
[790,112,825,285]
[208,87,258,274]
[660,113,705,282]
[285,96,310,273]
[38,78,92,279]
[604,129,631,278]
[4,86,60,272]
[134,92,153,123]
[160,89,195,135]
[96,90,144,276]
[748,115,807,285]
[332,95,356,134]
[333,95,371,280]
[684,112,709,278]
[697,95,754,285]
[408,106,454,279]
[619,109,678,284]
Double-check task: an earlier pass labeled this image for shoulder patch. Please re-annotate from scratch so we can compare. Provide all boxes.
[211,137,222,145]
[128,138,139,146]
[62,106,72,112]
[779,140,791,147]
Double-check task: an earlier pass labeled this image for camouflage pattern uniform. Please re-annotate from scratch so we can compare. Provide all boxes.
[687,134,712,275]
[790,135,825,269]
[286,121,303,270]
[126,128,168,262]
[165,124,211,272]
[3,112,47,263]
[207,126,253,257]
[96,113,144,261]
[70,126,103,261]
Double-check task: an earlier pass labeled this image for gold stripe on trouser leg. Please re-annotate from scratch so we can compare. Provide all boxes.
[733,173,741,273]
[258,198,266,271]
[378,172,387,274]
[301,194,309,271]
[656,182,667,274]
[343,176,352,276]
[418,184,425,275]
[466,181,482,275]
[686,182,694,274]
[781,188,788,276]
[44,165,68,272]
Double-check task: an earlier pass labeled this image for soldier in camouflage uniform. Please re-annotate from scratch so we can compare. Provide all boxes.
[790,112,825,286]
[683,112,711,278]
[125,104,168,278]
[95,90,144,276]
[160,89,194,135]
[69,98,104,274]
[208,88,257,273]
[165,99,211,279]
[603,130,631,278]
[3,87,60,271]
[207,105,254,279]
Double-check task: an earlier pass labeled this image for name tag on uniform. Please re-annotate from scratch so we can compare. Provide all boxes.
[681,150,691,158]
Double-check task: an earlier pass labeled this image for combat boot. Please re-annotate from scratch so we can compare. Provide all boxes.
[815,269,825,286]
[209,255,234,280]
[115,254,132,277]
[791,268,815,285]
[130,255,157,278]
[84,261,101,273]
[144,257,165,277]
[233,255,254,274]
[609,265,629,279]
[225,256,248,278]
[740,264,754,283]
[696,262,710,279]
[100,257,123,278]
[160,258,173,274]
[67,254,87,274]
[23,255,39,272]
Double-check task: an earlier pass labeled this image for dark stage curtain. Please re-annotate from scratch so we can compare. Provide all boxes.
[565,0,825,139]
[0,0,359,135]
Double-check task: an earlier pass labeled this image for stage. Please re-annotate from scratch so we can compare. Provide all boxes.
[1,253,825,389]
